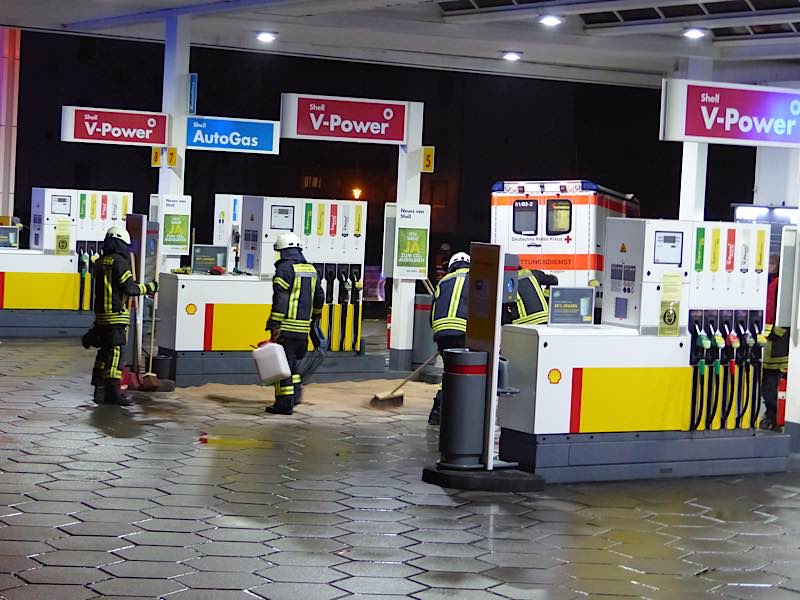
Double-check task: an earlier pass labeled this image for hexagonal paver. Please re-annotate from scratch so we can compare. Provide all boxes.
[17,566,109,585]
[90,577,186,597]
[112,545,200,562]
[195,541,270,557]
[101,560,195,578]
[0,584,97,600]
[412,571,501,590]
[175,571,267,590]
[256,566,347,583]
[183,556,271,572]
[34,550,119,567]
[250,582,346,600]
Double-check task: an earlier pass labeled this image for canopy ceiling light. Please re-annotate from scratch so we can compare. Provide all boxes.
[502,51,522,61]
[539,15,563,27]
[256,32,278,43]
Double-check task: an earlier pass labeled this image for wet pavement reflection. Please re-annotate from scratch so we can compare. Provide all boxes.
[1,339,800,599]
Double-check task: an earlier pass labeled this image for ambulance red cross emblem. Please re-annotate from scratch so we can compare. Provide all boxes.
[565,235,572,243]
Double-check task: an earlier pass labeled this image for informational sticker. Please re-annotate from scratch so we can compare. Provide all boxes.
[710,228,721,272]
[354,204,364,238]
[303,203,313,236]
[756,228,766,273]
[658,272,683,337]
[694,227,705,272]
[90,194,97,220]
[725,229,736,272]
[739,228,752,273]
[79,193,87,219]
[548,287,595,325]
[55,219,71,256]
[316,203,325,237]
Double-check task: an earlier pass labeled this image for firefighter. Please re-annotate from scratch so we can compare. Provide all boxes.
[503,268,549,326]
[531,269,558,301]
[84,225,157,406]
[265,232,324,415]
[428,252,470,425]
[761,254,788,431]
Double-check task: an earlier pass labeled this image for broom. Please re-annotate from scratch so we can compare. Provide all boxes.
[370,351,439,408]
[140,241,164,392]
[126,252,143,390]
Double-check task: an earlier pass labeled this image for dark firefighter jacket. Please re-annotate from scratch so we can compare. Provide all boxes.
[93,237,155,327]
[431,266,469,339]
[268,249,324,338]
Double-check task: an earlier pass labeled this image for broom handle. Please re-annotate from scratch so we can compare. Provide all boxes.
[147,239,161,373]
[129,252,142,373]
[388,351,439,396]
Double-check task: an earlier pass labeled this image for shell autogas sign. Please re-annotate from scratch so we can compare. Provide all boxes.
[281,93,408,145]
[61,106,168,147]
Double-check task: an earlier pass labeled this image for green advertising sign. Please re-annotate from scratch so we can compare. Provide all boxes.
[163,214,190,247]
[396,227,428,272]
[304,203,313,236]
[694,227,705,272]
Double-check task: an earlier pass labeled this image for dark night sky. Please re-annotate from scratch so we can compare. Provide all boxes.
[14,31,756,262]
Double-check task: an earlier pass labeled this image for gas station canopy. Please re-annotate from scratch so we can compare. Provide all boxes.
[4,0,800,87]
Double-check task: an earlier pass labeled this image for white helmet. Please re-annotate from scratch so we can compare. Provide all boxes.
[448,252,470,269]
[106,225,131,245]
[275,232,302,250]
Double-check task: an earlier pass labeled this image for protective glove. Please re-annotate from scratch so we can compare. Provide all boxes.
[147,280,159,294]
[266,321,281,341]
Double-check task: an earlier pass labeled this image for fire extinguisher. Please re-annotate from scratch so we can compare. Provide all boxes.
[777,377,787,427]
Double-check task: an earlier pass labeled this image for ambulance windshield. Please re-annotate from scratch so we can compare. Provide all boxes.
[513,200,537,235]
[546,199,572,236]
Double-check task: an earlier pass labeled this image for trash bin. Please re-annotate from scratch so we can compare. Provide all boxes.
[439,348,487,470]
[412,294,437,367]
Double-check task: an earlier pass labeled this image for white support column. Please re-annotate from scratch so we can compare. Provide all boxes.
[676,57,713,221]
[158,14,190,197]
[678,142,708,220]
[0,28,20,217]
[389,101,424,371]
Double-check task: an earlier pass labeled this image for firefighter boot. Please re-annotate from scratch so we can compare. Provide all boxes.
[428,391,442,426]
[91,372,106,405]
[105,380,133,407]
[266,397,293,415]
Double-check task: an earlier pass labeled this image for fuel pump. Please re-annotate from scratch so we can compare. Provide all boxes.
[749,313,767,429]
[332,265,351,352]
[720,314,739,429]
[690,312,711,431]
[735,316,752,430]
[349,265,363,353]
[78,246,89,311]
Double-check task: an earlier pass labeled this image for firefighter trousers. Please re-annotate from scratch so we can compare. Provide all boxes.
[92,325,128,384]
[273,336,308,409]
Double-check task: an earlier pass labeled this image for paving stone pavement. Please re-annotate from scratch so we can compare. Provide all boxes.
[1,339,800,599]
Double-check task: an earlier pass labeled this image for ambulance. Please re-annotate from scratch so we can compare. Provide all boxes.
[490,180,640,308]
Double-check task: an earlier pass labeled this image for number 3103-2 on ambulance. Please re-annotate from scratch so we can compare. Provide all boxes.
[490,180,640,304]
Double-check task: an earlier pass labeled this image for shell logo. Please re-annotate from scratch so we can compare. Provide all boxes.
[186,303,197,315]
[547,369,562,385]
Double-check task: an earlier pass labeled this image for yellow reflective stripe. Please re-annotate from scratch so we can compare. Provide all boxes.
[137,283,147,294]
[514,311,548,325]
[108,346,122,379]
[274,277,290,290]
[292,374,301,383]
[104,269,113,314]
[120,271,133,283]
[515,297,526,318]
[288,274,302,320]
[448,275,465,319]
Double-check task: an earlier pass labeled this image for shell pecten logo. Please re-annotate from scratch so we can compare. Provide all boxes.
[186,304,197,315]
[547,368,562,385]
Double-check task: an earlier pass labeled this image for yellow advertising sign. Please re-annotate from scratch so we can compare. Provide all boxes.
[55,219,71,256]
[151,147,162,167]
[755,229,766,273]
[422,146,435,173]
[316,203,325,237]
[710,228,721,273]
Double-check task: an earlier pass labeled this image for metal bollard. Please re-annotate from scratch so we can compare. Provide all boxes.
[439,349,487,470]
[412,294,437,367]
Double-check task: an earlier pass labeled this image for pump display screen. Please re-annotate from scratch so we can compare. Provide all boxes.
[513,200,537,235]
[270,205,295,231]
[51,195,71,216]
[654,231,684,265]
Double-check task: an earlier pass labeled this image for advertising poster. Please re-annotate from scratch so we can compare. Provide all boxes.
[393,205,430,280]
[658,272,683,337]
[549,287,595,325]
[55,219,71,256]
[158,195,192,256]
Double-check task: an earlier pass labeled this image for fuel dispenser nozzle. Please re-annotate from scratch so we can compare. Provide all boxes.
[696,330,711,350]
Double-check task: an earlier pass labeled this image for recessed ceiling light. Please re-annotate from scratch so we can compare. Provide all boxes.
[539,15,563,27]
[683,28,705,39]
[256,32,278,43]
[502,51,522,62]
